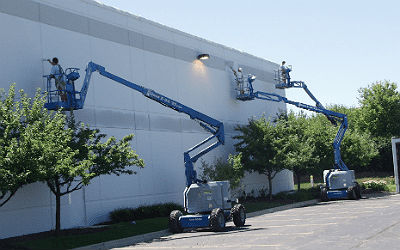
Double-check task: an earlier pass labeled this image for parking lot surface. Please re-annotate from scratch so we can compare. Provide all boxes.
[114,194,400,250]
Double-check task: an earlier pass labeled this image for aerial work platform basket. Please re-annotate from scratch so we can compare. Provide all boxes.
[44,68,81,110]
[235,74,257,101]
[274,65,292,89]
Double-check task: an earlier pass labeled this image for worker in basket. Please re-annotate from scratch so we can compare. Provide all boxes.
[47,57,67,102]
[231,67,245,94]
[280,61,291,84]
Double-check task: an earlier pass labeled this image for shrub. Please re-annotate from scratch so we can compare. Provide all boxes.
[361,180,389,191]
[110,203,183,223]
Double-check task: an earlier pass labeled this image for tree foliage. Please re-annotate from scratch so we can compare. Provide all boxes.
[357,81,400,139]
[307,105,378,173]
[0,84,145,233]
[232,107,378,194]
[274,112,319,190]
[234,117,286,199]
[0,85,59,207]
[356,81,400,171]
[199,155,244,189]
[38,114,145,233]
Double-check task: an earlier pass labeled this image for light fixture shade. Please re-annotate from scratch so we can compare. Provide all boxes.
[197,54,210,60]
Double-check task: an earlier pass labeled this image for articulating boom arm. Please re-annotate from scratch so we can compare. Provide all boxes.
[241,78,348,171]
[253,91,348,171]
[81,62,225,187]
[278,80,337,126]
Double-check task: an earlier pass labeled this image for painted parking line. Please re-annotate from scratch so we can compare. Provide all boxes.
[232,232,314,237]
[248,216,358,223]
[263,222,338,228]
[256,211,374,218]
[199,231,315,238]
[299,211,375,216]
[361,206,391,209]
[126,244,282,249]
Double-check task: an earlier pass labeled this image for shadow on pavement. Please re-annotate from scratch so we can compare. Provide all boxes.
[136,226,266,245]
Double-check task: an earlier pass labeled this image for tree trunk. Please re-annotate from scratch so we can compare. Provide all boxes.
[55,183,61,235]
[267,172,273,200]
[296,173,301,191]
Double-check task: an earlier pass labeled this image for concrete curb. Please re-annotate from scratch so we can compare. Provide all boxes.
[71,199,320,250]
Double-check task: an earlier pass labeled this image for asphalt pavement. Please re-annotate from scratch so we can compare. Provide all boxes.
[112,194,400,250]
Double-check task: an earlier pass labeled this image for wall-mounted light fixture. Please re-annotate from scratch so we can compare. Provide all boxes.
[197,53,210,60]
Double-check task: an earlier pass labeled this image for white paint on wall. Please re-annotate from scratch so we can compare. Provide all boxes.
[0,0,292,238]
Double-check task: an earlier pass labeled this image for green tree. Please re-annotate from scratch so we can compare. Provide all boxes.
[0,85,57,207]
[340,128,378,172]
[234,117,285,200]
[305,113,334,173]
[199,154,244,189]
[275,112,319,190]
[307,105,378,174]
[358,81,400,138]
[357,81,400,171]
[37,114,145,234]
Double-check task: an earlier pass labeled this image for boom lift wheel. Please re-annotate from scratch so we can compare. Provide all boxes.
[231,204,246,227]
[355,182,361,199]
[168,210,183,233]
[320,186,328,202]
[347,186,358,200]
[210,208,225,231]
[348,184,361,200]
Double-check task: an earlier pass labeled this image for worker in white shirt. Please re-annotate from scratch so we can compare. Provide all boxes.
[47,57,67,102]
[231,67,244,94]
[280,61,292,84]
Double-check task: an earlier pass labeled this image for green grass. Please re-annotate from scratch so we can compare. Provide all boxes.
[299,182,321,189]
[13,217,168,250]
[244,185,320,213]
[243,200,289,213]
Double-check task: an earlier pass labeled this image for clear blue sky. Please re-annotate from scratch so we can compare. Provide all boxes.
[99,0,399,108]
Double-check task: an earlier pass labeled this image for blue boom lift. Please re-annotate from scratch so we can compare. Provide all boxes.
[44,62,246,232]
[233,66,361,201]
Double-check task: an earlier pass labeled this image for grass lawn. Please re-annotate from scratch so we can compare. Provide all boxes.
[8,217,167,250]
[243,200,289,213]
[244,185,320,213]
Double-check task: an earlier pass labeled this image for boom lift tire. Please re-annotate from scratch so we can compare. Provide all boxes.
[169,210,183,233]
[210,208,225,231]
[355,182,361,199]
[320,186,328,202]
[347,186,358,200]
[231,204,246,227]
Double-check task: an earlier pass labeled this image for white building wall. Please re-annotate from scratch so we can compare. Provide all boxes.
[0,0,293,238]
